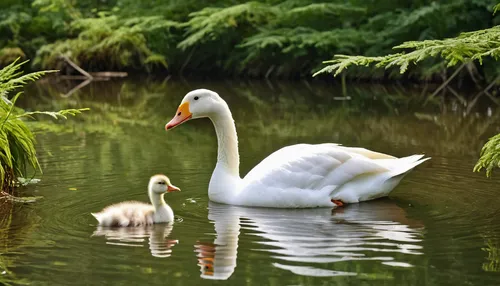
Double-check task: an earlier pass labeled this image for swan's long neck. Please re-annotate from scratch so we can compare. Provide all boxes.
[210,107,240,178]
[201,203,240,280]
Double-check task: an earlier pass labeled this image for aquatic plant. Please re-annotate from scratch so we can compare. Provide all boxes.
[0,59,87,193]
[482,237,500,272]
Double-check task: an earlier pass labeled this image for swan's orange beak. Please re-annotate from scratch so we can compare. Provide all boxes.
[167,185,181,193]
[166,102,192,130]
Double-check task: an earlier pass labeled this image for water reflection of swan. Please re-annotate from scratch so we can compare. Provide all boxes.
[195,205,240,280]
[196,200,424,280]
[92,223,178,258]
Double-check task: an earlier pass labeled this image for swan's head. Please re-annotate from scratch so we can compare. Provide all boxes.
[165,89,226,130]
[148,174,180,194]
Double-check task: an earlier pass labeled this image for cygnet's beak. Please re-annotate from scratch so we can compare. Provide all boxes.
[167,184,181,193]
[166,102,192,130]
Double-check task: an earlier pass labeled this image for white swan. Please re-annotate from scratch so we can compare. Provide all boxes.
[91,174,180,226]
[165,89,429,208]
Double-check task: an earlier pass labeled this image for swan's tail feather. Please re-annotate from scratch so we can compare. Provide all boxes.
[376,154,430,177]
[331,154,429,203]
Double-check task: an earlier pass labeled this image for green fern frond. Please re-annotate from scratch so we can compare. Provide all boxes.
[474,134,500,177]
[314,25,500,77]
[32,0,81,20]
[0,59,86,192]
[313,54,392,77]
[274,1,366,23]
[144,54,168,68]
[178,2,277,50]
[278,2,366,25]
[0,58,58,96]
[17,108,90,120]
[241,27,373,72]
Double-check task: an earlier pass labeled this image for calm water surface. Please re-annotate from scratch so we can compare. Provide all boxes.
[1,79,500,285]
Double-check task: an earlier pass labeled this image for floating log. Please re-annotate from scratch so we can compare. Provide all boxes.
[59,55,128,79]
[57,55,128,97]
[59,75,110,81]
[60,55,93,79]
[89,71,128,78]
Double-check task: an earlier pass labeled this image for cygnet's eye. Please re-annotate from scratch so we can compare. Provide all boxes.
[194,96,199,100]
[158,181,166,185]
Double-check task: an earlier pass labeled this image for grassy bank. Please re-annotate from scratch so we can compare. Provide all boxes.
[0,0,499,82]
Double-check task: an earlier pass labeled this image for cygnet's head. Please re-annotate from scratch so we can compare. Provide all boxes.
[148,174,180,194]
[165,89,227,130]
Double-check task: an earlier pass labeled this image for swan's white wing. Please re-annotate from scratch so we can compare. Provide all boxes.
[243,143,389,192]
[335,146,396,159]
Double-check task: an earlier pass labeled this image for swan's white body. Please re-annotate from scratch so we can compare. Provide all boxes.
[91,174,180,226]
[211,144,428,208]
[166,89,429,208]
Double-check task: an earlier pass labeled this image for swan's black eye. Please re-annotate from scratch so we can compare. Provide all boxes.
[177,112,181,116]
[194,96,199,100]
[158,181,166,185]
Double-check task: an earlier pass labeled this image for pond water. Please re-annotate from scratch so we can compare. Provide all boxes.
[1,78,500,285]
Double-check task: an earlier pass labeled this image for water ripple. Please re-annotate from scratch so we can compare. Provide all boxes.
[92,224,179,258]
[196,199,424,280]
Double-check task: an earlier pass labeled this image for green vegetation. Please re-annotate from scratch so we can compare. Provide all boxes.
[0,59,87,194]
[313,13,500,80]
[474,134,500,177]
[313,2,500,176]
[34,13,172,72]
[0,0,498,80]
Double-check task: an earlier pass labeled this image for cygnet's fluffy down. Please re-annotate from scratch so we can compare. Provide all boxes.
[91,174,180,227]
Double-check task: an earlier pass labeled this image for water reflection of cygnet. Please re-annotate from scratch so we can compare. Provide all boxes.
[196,200,424,280]
[92,223,178,258]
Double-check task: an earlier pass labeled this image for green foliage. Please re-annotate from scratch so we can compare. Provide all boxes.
[482,237,500,272]
[314,25,500,77]
[34,13,175,72]
[240,27,372,76]
[0,0,499,78]
[474,134,500,177]
[0,59,88,192]
[0,59,56,96]
[173,2,278,74]
[178,2,276,50]
[311,3,500,177]
[32,0,81,31]
[0,47,26,66]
